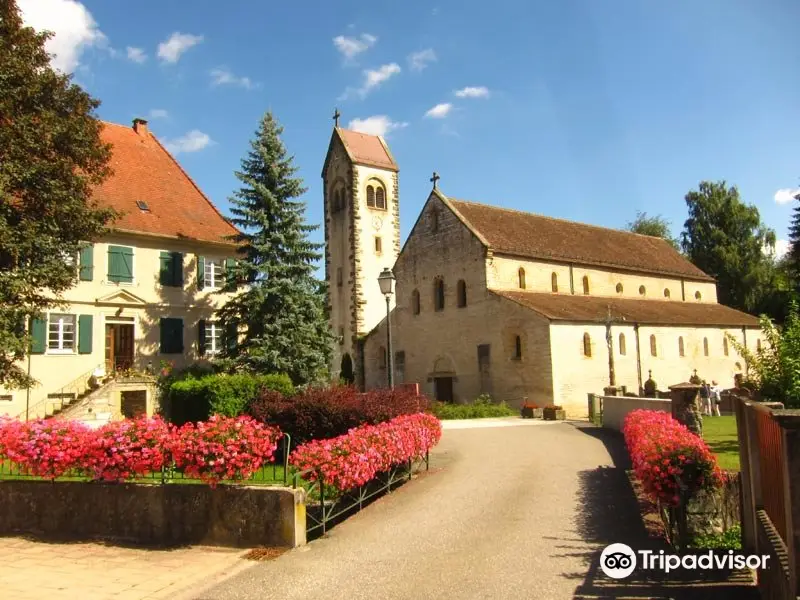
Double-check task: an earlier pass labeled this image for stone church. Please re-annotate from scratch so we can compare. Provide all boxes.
[322,124,762,416]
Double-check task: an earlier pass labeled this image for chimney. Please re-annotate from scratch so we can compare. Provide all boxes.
[132,118,149,136]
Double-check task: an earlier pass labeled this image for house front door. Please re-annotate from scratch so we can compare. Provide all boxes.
[105,322,135,372]
[434,377,454,403]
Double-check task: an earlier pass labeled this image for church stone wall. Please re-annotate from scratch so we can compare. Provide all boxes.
[487,255,718,303]
[362,194,555,407]
[549,322,762,417]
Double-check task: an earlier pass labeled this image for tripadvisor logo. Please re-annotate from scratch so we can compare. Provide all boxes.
[600,543,770,579]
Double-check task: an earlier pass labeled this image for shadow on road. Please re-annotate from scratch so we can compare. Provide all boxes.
[563,422,758,600]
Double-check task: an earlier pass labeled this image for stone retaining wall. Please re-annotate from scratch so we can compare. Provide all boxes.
[0,481,306,548]
[600,395,672,431]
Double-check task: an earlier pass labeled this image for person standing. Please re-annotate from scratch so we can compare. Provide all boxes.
[699,379,711,416]
[710,380,722,416]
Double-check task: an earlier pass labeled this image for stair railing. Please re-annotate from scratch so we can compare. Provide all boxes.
[19,362,108,421]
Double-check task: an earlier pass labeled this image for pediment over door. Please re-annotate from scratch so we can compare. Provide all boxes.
[95,289,147,306]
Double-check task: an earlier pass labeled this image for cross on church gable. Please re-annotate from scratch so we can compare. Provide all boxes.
[430,171,440,189]
[333,108,341,128]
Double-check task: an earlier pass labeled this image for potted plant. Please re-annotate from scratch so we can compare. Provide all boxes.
[543,405,566,421]
[521,402,543,419]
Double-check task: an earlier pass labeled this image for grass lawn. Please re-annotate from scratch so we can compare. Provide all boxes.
[702,415,740,472]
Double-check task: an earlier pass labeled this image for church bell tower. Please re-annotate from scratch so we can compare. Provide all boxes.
[322,110,400,386]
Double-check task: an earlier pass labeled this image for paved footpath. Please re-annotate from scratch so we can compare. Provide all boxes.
[197,418,756,600]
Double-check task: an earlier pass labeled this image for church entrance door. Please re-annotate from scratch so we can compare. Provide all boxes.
[434,377,454,403]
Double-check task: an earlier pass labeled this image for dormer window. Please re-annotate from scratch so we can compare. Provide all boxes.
[366,181,387,210]
[136,200,150,212]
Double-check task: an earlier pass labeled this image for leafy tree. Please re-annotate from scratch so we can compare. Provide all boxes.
[218,112,332,385]
[0,0,115,388]
[626,211,680,251]
[726,301,800,407]
[681,181,776,314]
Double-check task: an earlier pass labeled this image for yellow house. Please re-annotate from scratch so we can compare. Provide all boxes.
[0,119,239,423]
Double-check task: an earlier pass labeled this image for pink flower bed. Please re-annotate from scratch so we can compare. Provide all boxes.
[170,415,281,485]
[0,415,280,485]
[623,409,722,506]
[289,413,442,491]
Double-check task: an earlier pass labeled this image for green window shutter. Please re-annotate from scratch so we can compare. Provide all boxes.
[78,315,93,354]
[198,319,206,356]
[79,245,94,281]
[225,322,238,353]
[225,258,237,289]
[159,251,172,286]
[197,255,205,290]
[159,318,184,354]
[30,317,47,354]
[108,245,133,283]
[172,252,184,287]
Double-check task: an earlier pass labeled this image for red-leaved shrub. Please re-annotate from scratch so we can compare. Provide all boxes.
[169,415,281,486]
[83,417,172,482]
[623,409,722,506]
[247,385,430,446]
[289,412,441,491]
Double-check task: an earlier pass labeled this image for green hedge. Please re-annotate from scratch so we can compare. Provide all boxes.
[430,397,516,420]
[166,373,294,425]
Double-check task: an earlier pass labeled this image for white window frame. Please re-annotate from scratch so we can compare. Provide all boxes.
[47,313,76,354]
[205,258,224,290]
[205,321,222,356]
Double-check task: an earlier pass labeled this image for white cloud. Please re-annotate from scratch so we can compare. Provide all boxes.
[408,48,436,71]
[774,239,790,259]
[455,86,490,98]
[210,67,256,89]
[774,188,800,205]
[333,33,377,60]
[425,103,453,118]
[148,109,169,120]
[157,32,203,64]
[18,0,107,73]
[347,116,408,137]
[162,130,213,154]
[126,46,146,64]
[341,63,402,99]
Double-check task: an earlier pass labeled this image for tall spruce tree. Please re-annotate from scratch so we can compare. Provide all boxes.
[219,112,332,385]
[787,191,800,288]
[0,0,115,388]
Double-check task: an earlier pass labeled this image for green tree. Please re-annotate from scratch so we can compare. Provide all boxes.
[787,191,800,286]
[0,0,115,388]
[218,112,332,385]
[626,211,680,251]
[681,181,776,313]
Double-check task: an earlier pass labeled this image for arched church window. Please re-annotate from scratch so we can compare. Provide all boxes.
[457,280,467,308]
[434,278,445,311]
[616,283,623,294]
[703,337,709,356]
[583,333,592,357]
[678,336,685,357]
[518,268,526,290]
[379,346,387,369]
[551,272,558,293]
[664,288,671,299]
[582,275,590,295]
[723,336,729,356]
[639,285,646,296]
[513,335,522,360]
[376,186,386,210]
[430,208,439,233]
[695,291,702,301]
[650,334,657,357]
[756,339,762,352]
[412,289,420,315]
[366,185,375,208]
[618,333,626,356]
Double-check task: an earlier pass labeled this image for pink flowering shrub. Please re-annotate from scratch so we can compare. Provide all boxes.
[169,415,281,485]
[289,413,442,491]
[623,409,722,507]
[0,418,90,479]
[83,417,172,482]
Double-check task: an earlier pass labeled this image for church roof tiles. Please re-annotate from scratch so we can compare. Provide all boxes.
[494,290,759,327]
[334,128,398,171]
[448,198,713,282]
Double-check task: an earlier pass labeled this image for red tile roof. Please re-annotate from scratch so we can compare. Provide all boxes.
[93,121,238,245]
[335,128,398,171]
[448,198,712,282]
[494,290,759,327]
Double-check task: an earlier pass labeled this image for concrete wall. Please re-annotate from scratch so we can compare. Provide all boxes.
[0,481,306,548]
[0,232,237,419]
[487,255,718,303]
[363,194,555,407]
[601,395,672,431]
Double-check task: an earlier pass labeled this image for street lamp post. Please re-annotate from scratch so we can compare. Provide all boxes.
[378,268,395,389]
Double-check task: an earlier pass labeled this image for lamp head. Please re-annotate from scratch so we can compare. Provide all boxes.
[378,267,395,296]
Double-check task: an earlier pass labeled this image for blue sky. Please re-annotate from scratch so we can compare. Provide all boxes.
[19,0,800,262]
